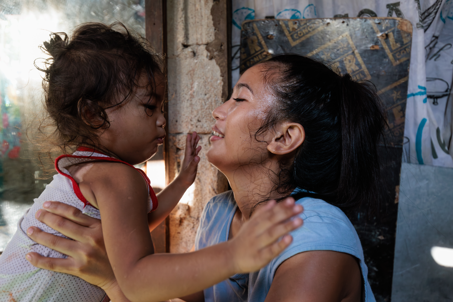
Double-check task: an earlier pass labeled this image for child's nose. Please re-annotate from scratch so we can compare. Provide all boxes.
[158,115,166,128]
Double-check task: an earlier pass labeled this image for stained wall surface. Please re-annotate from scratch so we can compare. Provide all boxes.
[166,0,229,253]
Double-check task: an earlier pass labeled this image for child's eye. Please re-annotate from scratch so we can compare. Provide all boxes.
[233,98,246,102]
[144,105,157,116]
[145,105,157,111]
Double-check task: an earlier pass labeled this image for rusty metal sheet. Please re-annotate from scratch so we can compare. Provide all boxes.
[240,18,412,301]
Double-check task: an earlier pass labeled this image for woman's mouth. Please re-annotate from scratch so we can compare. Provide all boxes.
[210,130,224,142]
[212,130,224,138]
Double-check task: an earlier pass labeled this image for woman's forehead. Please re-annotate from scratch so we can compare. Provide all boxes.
[237,64,269,91]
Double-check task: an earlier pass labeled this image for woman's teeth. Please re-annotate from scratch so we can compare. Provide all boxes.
[212,131,224,138]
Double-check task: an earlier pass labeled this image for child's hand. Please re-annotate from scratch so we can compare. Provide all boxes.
[176,132,201,189]
[228,197,303,274]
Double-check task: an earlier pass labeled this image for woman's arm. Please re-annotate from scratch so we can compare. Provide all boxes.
[264,251,362,302]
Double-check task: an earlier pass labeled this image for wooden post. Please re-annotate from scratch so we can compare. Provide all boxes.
[145,0,168,253]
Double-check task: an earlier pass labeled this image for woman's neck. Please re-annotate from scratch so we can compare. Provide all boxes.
[226,162,291,221]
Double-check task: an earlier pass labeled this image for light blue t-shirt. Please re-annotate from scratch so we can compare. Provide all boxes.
[195,190,376,302]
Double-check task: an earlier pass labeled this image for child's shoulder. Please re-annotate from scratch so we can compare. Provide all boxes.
[68,160,139,184]
[70,161,148,208]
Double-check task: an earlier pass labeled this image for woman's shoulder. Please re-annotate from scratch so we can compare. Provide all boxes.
[204,190,235,211]
[297,197,351,222]
[263,196,365,286]
[286,196,363,257]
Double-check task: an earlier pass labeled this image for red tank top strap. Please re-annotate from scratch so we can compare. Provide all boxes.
[54,147,158,211]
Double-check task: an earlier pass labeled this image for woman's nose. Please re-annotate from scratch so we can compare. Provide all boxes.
[212,102,227,120]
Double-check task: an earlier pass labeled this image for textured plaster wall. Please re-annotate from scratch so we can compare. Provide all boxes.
[167,0,229,253]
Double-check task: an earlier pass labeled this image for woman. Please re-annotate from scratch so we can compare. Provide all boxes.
[26,55,385,301]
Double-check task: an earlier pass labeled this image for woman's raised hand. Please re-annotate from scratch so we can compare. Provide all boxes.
[227,197,303,274]
[25,202,116,292]
[175,132,202,189]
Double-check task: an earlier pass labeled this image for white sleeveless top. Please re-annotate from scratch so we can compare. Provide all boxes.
[0,149,158,302]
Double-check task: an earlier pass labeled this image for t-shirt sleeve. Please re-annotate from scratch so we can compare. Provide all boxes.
[267,205,362,284]
[194,191,235,251]
[194,197,215,251]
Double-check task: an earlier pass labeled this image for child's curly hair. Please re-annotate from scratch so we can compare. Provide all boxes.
[36,22,162,154]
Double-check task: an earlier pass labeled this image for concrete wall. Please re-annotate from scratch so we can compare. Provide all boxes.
[166,0,229,253]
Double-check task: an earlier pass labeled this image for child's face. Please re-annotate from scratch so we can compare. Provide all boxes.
[100,75,166,165]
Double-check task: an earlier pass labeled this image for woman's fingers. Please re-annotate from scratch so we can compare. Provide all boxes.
[34,206,100,242]
[41,201,97,227]
[27,227,79,256]
[26,252,75,275]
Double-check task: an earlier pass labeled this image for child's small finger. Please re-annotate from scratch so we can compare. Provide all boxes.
[257,216,302,247]
[191,133,198,147]
[188,156,200,167]
[185,134,193,157]
[253,200,276,215]
[259,234,293,264]
[241,200,276,234]
[250,198,302,236]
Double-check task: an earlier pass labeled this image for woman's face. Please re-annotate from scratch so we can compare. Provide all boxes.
[207,64,276,173]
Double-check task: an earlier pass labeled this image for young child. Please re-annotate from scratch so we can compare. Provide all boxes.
[0,22,303,301]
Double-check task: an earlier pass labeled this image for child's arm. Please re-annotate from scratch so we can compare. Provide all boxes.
[148,132,201,231]
[87,164,302,302]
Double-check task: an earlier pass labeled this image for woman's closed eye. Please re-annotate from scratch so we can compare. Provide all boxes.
[233,97,246,102]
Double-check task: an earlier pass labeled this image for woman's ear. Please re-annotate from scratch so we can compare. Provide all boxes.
[267,122,305,155]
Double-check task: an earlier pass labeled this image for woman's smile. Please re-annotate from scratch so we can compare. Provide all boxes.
[211,126,225,141]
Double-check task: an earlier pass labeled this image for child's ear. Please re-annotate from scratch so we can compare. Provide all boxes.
[78,99,105,129]
[267,122,305,155]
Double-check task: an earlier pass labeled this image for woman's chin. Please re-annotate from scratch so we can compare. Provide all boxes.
[206,149,226,171]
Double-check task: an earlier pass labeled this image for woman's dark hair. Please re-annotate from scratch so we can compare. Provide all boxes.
[257,55,387,215]
[36,22,162,153]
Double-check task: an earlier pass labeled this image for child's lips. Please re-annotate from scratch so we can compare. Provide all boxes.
[156,136,165,144]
